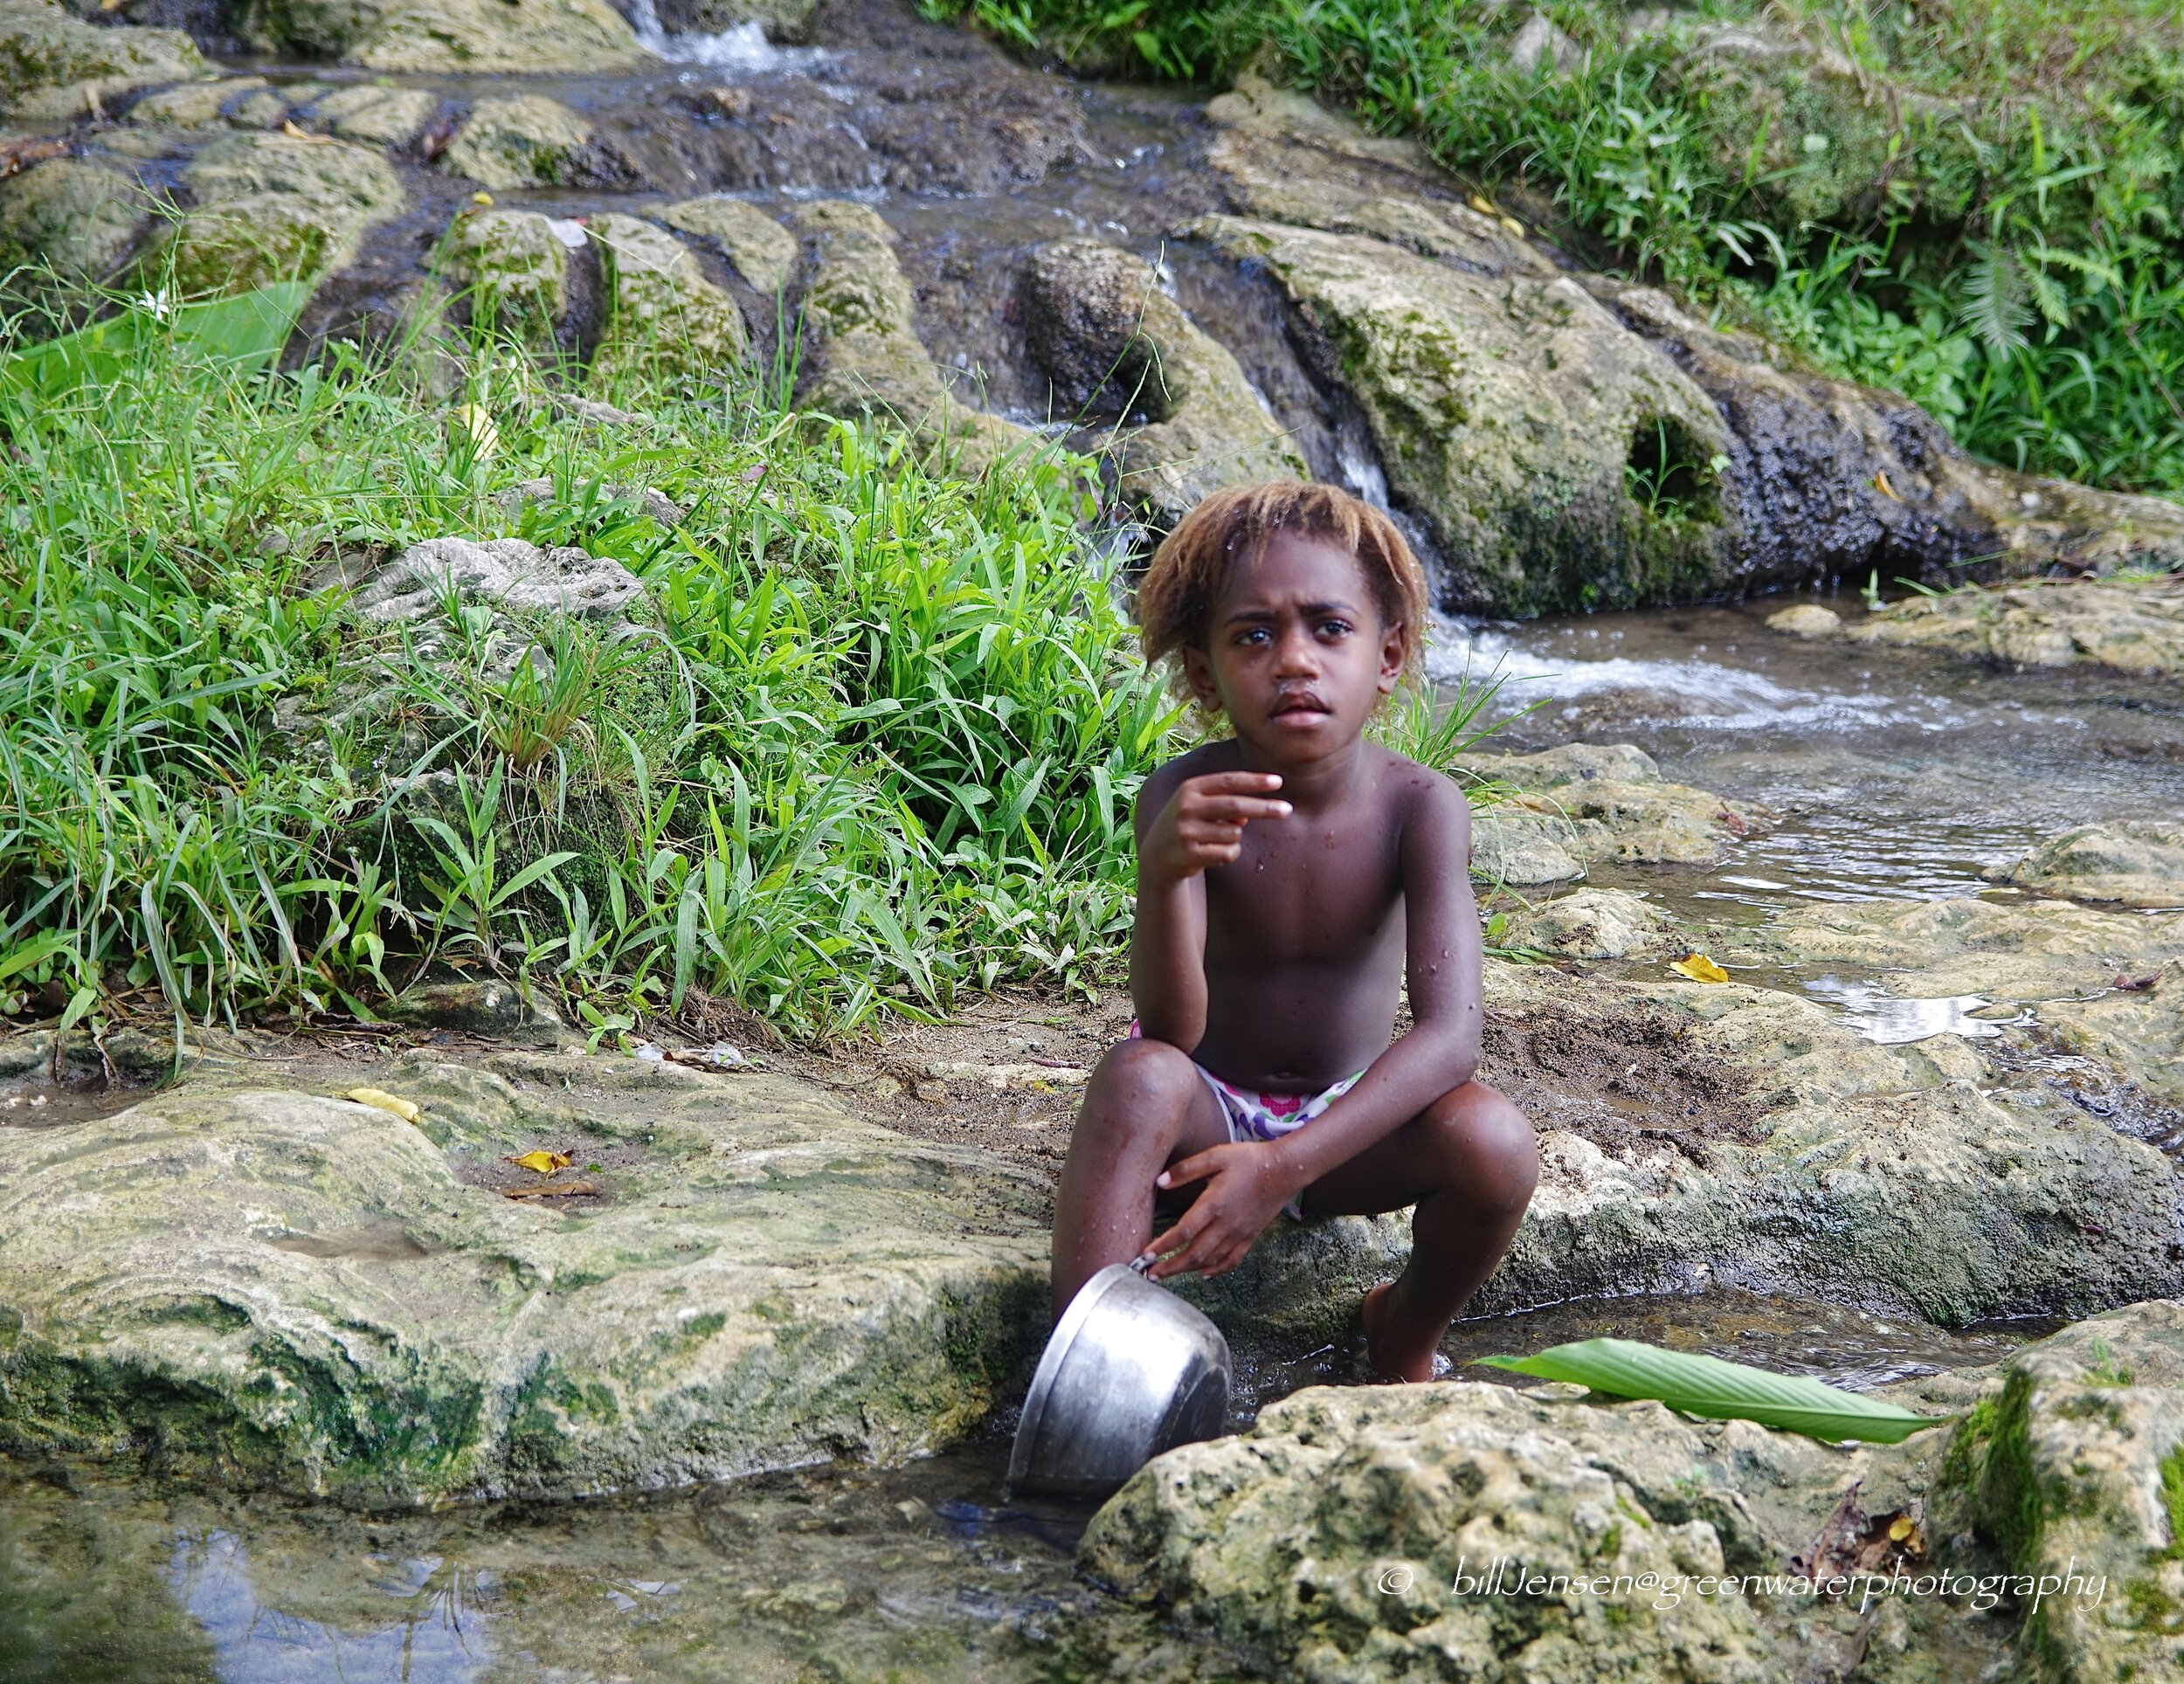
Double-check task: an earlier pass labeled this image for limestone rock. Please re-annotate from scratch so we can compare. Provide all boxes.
[1462,742,1766,871]
[1509,8,1585,75]
[124,74,268,128]
[1469,809,1585,886]
[442,93,600,191]
[1018,238,1307,525]
[435,207,571,346]
[1078,1371,2008,1683]
[351,535,644,625]
[1186,955,2184,1344]
[1188,212,1733,617]
[1987,821,2184,909]
[1843,576,2184,680]
[588,211,747,382]
[229,0,645,72]
[154,130,403,296]
[1192,75,2184,611]
[660,194,795,294]
[792,199,1033,478]
[0,0,202,120]
[0,1053,1048,1502]
[0,155,149,282]
[1503,887,1674,959]
[307,82,437,145]
[1932,1301,2184,1681]
[1764,602,1842,638]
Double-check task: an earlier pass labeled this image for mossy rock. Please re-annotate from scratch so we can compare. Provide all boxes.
[659,195,796,295]
[229,0,644,72]
[305,82,437,146]
[440,93,596,190]
[589,211,748,383]
[436,206,571,346]
[0,0,201,118]
[0,1052,1050,1503]
[0,155,151,283]
[151,130,403,297]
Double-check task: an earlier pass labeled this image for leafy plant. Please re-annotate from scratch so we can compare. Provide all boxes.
[1481,1338,1946,1443]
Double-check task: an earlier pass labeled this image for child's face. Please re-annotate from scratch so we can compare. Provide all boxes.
[1182,532,1406,765]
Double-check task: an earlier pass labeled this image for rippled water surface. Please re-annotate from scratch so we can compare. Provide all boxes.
[1432,590,2184,916]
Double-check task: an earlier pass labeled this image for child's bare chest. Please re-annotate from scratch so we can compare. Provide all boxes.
[1204,813,1402,962]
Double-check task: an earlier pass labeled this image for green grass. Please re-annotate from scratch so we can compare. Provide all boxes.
[928,0,2184,500]
[0,293,1189,1040]
[0,290,1517,1045]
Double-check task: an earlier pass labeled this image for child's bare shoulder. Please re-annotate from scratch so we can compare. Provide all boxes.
[1372,746,1475,834]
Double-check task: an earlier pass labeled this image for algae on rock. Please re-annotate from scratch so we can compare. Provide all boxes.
[227,0,645,72]
[793,198,1033,478]
[154,130,404,296]
[589,212,747,383]
[435,206,573,347]
[1017,238,1307,526]
[660,195,797,296]
[0,155,150,283]
[0,1053,1049,1504]
[441,93,602,191]
[0,0,202,119]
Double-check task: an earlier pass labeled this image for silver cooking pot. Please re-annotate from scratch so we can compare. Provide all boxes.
[1006,1261,1233,1499]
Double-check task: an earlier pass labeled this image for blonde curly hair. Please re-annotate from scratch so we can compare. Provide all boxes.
[1135,481,1429,699]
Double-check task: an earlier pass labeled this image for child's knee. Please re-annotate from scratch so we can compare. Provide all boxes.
[1088,1035,1203,1115]
[1428,1086,1538,1208]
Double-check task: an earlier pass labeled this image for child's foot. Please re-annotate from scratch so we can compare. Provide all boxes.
[1360,1282,1452,1384]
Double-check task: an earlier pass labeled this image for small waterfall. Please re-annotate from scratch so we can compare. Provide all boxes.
[625,0,813,71]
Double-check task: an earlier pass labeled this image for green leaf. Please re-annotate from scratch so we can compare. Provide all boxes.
[1478,1338,1945,1443]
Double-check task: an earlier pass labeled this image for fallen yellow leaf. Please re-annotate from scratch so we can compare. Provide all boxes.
[457,404,499,459]
[280,120,334,145]
[1872,469,1901,500]
[1669,952,1731,984]
[1888,1515,1915,1543]
[471,190,494,206]
[507,1149,572,1175]
[347,1087,420,1123]
[1500,215,1526,237]
[1467,192,1497,217]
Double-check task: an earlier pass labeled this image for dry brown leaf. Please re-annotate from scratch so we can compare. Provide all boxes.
[280,121,335,145]
[346,1087,420,1123]
[1873,469,1901,500]
[503,1181,598,1199]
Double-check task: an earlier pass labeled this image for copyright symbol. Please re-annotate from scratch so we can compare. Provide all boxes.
[1376,1565,1414,1596]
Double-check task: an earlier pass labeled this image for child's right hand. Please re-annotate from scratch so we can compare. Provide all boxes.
[1143,772,1291,883]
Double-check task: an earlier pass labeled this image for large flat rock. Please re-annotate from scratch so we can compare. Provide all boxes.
[0,1051,1048,1505]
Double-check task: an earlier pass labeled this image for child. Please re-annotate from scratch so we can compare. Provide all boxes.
[1051,481,1537,1383]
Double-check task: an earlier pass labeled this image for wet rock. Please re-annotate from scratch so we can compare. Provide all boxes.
[153,130,403,296]
[2041,962,2184,1115]
[1764,602,1842,638]
[1932,1301,2184,1680]
[793,199,1033,477]
[441,93,606,191]
[1843,576,2184,679]
[1187,954,2184,1343]
[1986,821,2184,910]
[660,194,796,295]
[0,155,149,282]
[1018,238,1306,525]
[1503,887,1674,960]
[351,535,645,625]
[1462,742,1766,874]
[124,73,267,128]
[435,206,573,346]
[231,0,646,72]
[1188,212,1733,617]
[0,1053,1048,1502]
[0,0,202,121]
[1193,75,2184,611]
[1607,286,2184,596]
[306,82,438,146]
[588,211,748,382]
[652,0,816,34]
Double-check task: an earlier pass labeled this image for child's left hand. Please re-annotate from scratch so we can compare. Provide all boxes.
[1140,1142,1301,1279]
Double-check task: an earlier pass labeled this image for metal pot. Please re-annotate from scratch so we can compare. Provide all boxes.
[1006,1262,1233,1500]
